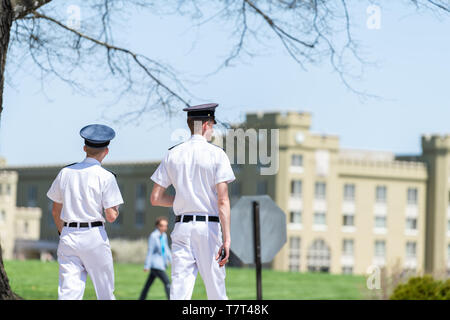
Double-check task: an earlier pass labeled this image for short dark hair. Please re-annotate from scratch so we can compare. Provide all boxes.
[155,216,168,227]
[85,145,107,157]
[187,117,213,134]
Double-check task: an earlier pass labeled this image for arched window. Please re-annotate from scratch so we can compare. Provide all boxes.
[307,239,331,273]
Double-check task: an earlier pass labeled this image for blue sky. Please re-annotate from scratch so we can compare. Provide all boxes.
[0,1,449,166]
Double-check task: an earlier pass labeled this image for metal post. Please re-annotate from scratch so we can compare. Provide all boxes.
[253,201,262,300]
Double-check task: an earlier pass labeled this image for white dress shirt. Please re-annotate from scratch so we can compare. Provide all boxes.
[151,134,235,216]
[47,157,124,223]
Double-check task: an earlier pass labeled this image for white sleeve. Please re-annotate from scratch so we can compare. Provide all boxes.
[215,150,235,185]
[102,175,124,209]
[151,153,172,188]
[47,171,63,204]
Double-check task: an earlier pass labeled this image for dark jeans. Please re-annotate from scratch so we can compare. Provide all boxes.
[139,268,170,300]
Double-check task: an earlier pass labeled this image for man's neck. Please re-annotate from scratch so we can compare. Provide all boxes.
[86,155,103,164]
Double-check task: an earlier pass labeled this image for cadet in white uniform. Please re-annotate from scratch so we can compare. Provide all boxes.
[47,124,123,300]
[150,103,235,300]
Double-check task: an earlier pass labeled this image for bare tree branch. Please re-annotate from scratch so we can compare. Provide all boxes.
[244,0,317,49]
[426,0,450,12]
[5,0,450,119]
[11,0,52,20]
[33,10,189,106]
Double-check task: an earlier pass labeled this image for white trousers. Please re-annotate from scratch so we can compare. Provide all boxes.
[170,218,228,300]
[57,225,115,300]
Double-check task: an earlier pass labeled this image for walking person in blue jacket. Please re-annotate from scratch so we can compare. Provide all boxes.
[139,216,172,300]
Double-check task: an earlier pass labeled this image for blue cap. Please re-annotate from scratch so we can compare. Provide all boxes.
[80,124,116,148]
[183,103,218,124]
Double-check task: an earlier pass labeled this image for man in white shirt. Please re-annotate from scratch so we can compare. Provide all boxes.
[47,124,123,300]
[150,103,235,300]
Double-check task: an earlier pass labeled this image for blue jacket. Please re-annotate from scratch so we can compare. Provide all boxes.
[144,229,172,271]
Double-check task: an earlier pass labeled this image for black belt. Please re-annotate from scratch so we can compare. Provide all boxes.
[175,215,219,223]
[64,221,104,228]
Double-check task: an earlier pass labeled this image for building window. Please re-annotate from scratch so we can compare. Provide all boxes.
[402,268,417,278]
[291,180,302,198]
[375,216,387,229]
[230,182,241,198]
[307,239,331,272]
[0,210,5,223]
[406,242,416,258]
[115,184,125,226]
[6,184,10,195]
[406,217,417,231]
[448,244,450,260]
[289,237,301,272]
[290,154,304,173]
[407,188,418,205]
[230,182,241,206]
[447,244,450,276]
[290,211,302,224]
[232,164,242,175]
[314,212,326,226]
[27,185,38,207]
[315,182,326,200]
[24,222,29,234]
[135,183,146,227]
[0,184,2,195]
[375,186,387,204]
[342,266,353,274]
[47,200,55,226]
[374,240,386,258]
[343,214,355,227]
[257,180,268,195]
[342,239,354,256]
[315,150,330,177]
[291,155,303,167]
[344,184,355,201]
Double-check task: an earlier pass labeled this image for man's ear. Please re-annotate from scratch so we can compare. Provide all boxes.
[202,120,211,133]
[104,147,109,156]
[83,145,87,153]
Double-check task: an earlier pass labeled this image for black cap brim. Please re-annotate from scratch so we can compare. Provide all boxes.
[84,139,110,148]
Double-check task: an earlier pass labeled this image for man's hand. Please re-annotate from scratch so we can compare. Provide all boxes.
[51,202,64,234]
[105,206,119,223]
[215,242,230,267]
[143,269,149,272]
[216,182,231,268]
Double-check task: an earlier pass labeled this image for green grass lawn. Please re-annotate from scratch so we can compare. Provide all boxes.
[4,260,368,300]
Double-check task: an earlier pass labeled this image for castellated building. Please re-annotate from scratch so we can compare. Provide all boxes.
[0,158,42,260]
[1,111,450,276]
